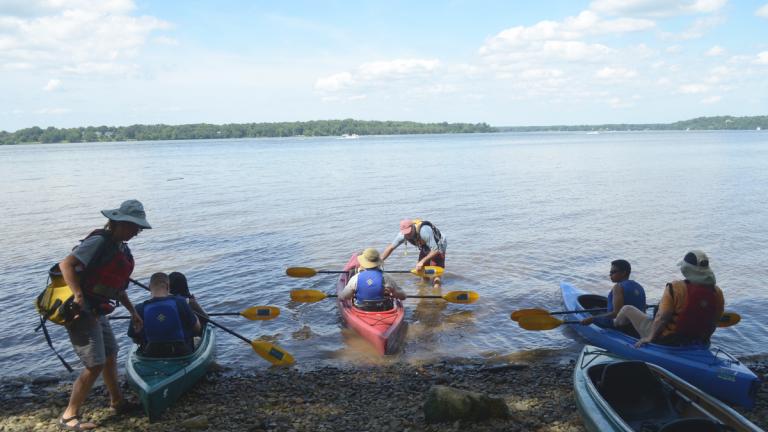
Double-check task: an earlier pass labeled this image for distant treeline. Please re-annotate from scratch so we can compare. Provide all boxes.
[497,115,768,132]
[0,119,495,145]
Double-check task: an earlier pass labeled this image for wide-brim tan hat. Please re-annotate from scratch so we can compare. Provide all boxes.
[357,248,382,269]
[101,199,152,229]
[678,250,716,285]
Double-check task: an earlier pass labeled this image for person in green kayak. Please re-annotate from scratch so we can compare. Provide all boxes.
[58,200,150,431]
[169,271,208,320]
[614,250,725,348]
[128,272,202,357]
[381,219,447,289]
[339,248,406,311]
[580,259,647,331]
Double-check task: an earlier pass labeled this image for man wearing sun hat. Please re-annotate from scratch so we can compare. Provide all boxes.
[339,248,406,311]
[56,199,151,430]
[614,250,724,348]
[380,219,447,289]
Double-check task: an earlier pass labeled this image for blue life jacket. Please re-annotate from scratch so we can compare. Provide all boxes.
[595,280,647,328]
[143,297,185,344]
[355,269,384,302]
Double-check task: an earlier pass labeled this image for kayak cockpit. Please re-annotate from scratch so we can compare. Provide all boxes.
[586,359,749,431]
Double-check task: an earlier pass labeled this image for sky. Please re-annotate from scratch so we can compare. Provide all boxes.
[1,0,767,131]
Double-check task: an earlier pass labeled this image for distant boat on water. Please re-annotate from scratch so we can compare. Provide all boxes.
[340,133,360,139]
[586,131,599,135]
[757,127,762,131]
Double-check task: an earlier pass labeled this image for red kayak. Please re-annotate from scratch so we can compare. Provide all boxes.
[335,254,407,355]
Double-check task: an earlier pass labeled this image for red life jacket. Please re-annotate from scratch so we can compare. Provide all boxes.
[670,280,722,341]
[79,230,134,308]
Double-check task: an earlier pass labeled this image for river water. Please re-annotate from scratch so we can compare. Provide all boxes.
[1,131,767,378]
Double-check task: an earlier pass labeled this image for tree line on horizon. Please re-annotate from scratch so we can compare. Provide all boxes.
[497,115,768,132]
[0,119,494,145]
[1,115,765,145]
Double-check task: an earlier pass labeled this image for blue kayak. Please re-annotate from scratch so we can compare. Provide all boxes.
[561,282,760,408]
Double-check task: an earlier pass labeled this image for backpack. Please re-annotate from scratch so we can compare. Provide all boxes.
[35,264,78,326]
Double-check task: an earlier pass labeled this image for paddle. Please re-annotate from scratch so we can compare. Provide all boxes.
[109,306,280,321]
[517,311,742,331]
[128,278,294,366]
[285,266,444,278]
[511,307,608,321]
[289,289,479,304]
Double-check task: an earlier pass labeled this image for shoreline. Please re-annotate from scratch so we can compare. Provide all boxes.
[2,359,765,432]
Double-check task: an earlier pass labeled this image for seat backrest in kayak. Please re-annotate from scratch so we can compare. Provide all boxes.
[595,361,675,423]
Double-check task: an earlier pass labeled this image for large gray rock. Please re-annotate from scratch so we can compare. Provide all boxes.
[423,385,510,424]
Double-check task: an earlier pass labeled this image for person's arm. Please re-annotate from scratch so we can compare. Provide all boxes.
[383,275,406,300]
[59,254,87,317]
[380,244,396,261]
[338,275,358,300]
[636,284,674,347]
[188,295,207,319]
[416,250,440,269]
[381,233,406,261]
[118,289,143,334]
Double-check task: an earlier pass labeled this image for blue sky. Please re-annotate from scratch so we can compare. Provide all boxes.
[1,0,767,131]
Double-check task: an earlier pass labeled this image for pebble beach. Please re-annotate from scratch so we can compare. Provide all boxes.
[2,359,765,432]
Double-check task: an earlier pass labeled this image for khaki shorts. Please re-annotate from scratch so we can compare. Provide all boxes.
[66,315,118,368]
[614,305,654,339]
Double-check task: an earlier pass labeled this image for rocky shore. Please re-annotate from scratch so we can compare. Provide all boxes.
[2,360,765,432]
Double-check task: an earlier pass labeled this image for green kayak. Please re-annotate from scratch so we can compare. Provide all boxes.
[573,345,762,432]
[126,325,216,422]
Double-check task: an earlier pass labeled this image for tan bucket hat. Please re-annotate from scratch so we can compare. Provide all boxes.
[357,248,382,269]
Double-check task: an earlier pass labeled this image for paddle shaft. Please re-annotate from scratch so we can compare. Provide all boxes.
[129,278,249,344]
[318,294,455,299]
[110,311,241,319]
[314,270,420,274]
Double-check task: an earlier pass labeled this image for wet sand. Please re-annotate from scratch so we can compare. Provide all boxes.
[1,359,765,432]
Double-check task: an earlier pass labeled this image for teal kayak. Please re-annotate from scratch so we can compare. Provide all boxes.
[126,325,216,422]
[574,345,763,432]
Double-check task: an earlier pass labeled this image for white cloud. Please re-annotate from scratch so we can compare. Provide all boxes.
[43,78,61,91]
[608,97,635,108]
[666,45,683,54]
[590,0,726,17]
[677,16,723,39]
[0,1,170,76]
[35,107,71,114]
[705,45,724,56]
[596,67,638,80]
[757,51,768,65]
[678,83,709,93]
[701,95,721,104]
[314,59,441,99]
[756,4,768,18]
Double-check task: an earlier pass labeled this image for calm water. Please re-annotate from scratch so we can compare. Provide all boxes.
[2,131,767,378]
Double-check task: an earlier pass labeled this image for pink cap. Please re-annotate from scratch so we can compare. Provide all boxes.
[399,219,413,235]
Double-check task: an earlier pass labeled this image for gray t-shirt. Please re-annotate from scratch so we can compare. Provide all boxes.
[72,234,128,268]
[391,225,447,254]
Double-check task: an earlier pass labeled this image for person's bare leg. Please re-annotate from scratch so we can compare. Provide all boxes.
[61,365,103,429]
[102,354,123,407]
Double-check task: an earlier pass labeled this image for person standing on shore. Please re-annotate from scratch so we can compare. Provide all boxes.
[57,200,151,431]
[580,259,646,329]
[380,219,447,289]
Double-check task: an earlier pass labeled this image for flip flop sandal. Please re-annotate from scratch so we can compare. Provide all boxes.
[58,415,96,431]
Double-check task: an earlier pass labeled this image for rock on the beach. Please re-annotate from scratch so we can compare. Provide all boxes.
[180,415,209,429]
[423,385,510,424]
